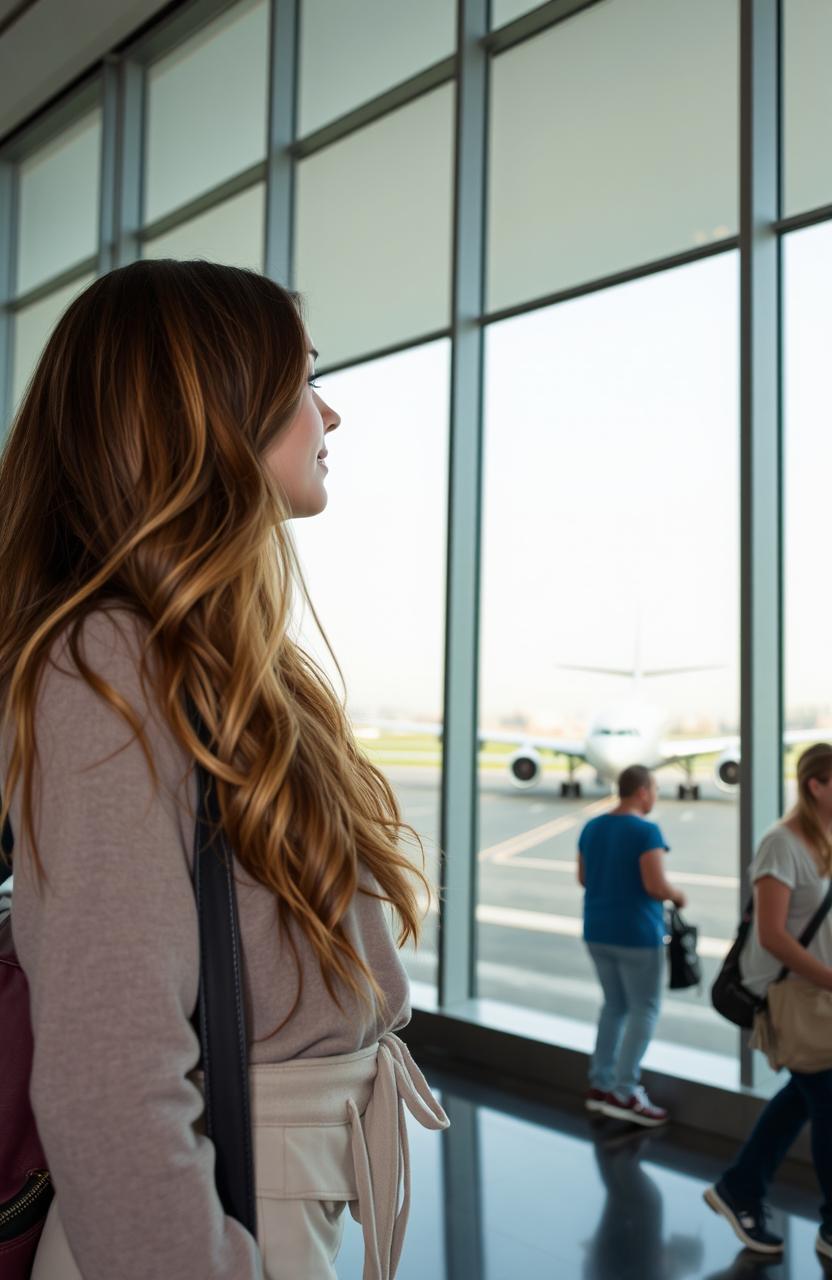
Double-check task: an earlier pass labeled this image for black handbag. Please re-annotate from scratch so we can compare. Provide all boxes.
[666,907,702,990]
[711,883,832,1030]
[0,694,255,1272]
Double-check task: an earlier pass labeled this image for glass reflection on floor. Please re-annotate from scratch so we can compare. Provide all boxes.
[335,1067,829,1280]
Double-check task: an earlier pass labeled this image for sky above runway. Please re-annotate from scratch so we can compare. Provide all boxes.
[293,221,832,738]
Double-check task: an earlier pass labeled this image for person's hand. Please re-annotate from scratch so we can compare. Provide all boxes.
[671,889,688,910]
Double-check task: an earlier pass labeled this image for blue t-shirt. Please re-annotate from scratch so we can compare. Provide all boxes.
[579,813,670,948]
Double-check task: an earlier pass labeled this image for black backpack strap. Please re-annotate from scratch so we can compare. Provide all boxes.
[186,695,257,1239]
[0,783,13,865]
[776,878,832,983]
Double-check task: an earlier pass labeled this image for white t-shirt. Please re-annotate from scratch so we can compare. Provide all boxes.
[740,823,832,998]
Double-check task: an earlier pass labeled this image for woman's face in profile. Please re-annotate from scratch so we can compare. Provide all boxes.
[263,339,340,518]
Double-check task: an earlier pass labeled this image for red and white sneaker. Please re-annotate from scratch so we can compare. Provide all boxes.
[599,1085,669,1127]
[585,1088,615,1113]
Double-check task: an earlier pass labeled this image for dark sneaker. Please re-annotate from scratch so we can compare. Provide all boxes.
[585,1088,614,1113]
[817,1224,832,1259]
[599,1085,669,1127]
[703,1181,784,1255]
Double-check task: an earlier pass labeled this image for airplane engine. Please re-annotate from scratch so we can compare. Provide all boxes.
[507,747,543,790]
[714,750,741,794]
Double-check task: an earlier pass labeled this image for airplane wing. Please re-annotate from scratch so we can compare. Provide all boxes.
[783,727,832,747]
[475,727,587,757]
[659,735,737,762]
[658,727,832,764]
[352,717,586,759]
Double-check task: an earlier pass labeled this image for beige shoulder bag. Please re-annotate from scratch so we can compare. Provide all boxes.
[750,880,832,1073]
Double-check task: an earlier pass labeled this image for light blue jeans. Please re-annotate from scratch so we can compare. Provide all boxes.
[587,942,664,1098]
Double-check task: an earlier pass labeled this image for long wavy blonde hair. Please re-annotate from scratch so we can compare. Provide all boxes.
[785,742,832,876]
[0,259,429,1016]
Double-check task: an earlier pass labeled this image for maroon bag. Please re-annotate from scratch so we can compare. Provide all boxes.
[0,849,53,1277]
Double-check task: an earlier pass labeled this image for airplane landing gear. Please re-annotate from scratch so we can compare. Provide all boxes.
[561,756,581,799]
[678,782,701,801]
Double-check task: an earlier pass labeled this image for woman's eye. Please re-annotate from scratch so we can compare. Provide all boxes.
[308,377,321,390]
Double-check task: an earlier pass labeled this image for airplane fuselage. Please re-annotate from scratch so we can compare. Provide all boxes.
[582,700,666,781]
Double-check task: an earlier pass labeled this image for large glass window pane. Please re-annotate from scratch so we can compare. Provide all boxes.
[784,0,832,217]
[12,275,95,411]
[290,342,450,992]
[144,0,269,224]
[143,185,265,270]
[491,0,542,26]
[295,87,453,367]
[298,0,455,136]
[785,222,832,804]
[17,111,101,296]
[487,0,738,311]
[477,254,740,1074]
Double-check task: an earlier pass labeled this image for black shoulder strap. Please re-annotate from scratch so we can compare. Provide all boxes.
[1,788,13,865]
[186,696,257,1239]
[776,878,832,983]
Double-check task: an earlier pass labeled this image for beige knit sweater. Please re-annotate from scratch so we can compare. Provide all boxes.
[2,608,411,1279]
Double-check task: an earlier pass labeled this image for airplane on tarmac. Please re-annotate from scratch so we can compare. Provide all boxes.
[357,651,822,801]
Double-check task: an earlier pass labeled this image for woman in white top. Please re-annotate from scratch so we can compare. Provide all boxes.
[704,743,832,1264]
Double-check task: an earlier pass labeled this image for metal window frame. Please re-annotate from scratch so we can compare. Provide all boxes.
[264,0,298,285]
[438,0,489,1008]
[0,0,826,1096]
[739,0,782,1091]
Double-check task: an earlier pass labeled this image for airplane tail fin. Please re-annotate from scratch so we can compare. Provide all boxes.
[641,665,726,678]
[552,670,721,680]
[557,663,725,679]
[558,604,725,691]
[557,665,635,678]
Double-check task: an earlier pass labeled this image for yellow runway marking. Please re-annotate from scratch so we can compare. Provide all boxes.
[479,795,613,863]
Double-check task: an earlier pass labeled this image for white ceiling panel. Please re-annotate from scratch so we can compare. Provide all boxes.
[0,0,171,141]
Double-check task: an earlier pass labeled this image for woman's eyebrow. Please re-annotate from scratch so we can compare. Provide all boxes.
[308,347,319,361]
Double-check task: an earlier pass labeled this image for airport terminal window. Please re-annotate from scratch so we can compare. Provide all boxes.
[490,0,547,26]
[294,86,454,368]
[142,184,265,270]
[143,0,268,224]
[476,253,740,1071]
[487,0,738,311]
[3,0,828,1097]
[289,341,450,989]
[16,109,101,296]
[784,222,832,808]
[783,0,832,218]
[11,276,95,411]
[297,0,455,136]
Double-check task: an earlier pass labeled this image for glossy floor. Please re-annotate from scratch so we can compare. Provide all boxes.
[336,1067,829,1280]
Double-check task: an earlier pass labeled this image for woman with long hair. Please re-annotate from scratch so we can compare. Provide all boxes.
[705,742,832,1264]
[0,259,447,1279]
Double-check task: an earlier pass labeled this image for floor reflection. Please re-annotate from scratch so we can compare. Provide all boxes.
[583,1128,703,1280]
[335,1064,825,1280]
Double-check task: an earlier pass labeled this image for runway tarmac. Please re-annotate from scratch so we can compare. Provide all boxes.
[388,766,744,1060]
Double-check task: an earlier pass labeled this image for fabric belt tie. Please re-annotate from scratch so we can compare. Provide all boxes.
[346,1032,449,1280]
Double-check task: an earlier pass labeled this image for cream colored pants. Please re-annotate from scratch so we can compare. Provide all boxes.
[32,1032,449,1280]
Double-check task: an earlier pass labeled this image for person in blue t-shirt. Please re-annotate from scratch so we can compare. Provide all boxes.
[578,764,686,1127]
